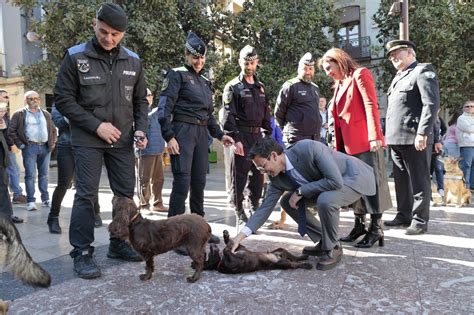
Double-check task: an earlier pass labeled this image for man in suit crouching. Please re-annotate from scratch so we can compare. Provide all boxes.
[231,137,376,270]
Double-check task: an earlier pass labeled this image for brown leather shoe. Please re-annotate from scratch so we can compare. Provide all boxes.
[152,205,168,212]
[12,194,27,204]
[302,241,324,256]
[316,244,343,270]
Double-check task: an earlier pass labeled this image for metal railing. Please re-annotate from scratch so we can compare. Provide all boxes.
[333,36,371,60]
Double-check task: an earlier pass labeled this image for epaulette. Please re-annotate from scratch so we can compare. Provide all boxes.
[201,74,209,81]
[311,82,319,89]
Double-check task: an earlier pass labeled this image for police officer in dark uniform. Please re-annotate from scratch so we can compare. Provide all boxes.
[222,45,272,223]
[158,32,234,247]
[383,40,440,235]
[275,52,321,144]
[54,3,148,279]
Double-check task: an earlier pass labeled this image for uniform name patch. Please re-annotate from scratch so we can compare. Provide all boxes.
[123,70,136,76]
[298,90,307,96]
[83,75,101,80]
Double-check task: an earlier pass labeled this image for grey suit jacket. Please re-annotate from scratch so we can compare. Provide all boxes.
[385,61,440,145]
[246,140,376,232]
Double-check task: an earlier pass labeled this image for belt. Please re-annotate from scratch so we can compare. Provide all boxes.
[237,126,261,134]
[173,114,208,126]
[28,141,46,145]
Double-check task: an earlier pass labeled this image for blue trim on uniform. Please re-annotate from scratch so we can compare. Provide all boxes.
[67,43,87,56]
[122,47,140,59]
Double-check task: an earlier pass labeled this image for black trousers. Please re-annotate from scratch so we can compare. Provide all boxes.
[390,145,432,224]
[230,132,263,211]
[0,165,13,217]
[69,146,134,256]
[168,122,208,217]
[50,145,100,217]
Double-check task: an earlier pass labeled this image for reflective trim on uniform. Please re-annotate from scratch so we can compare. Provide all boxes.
[122,47,140,59]
[68,43,87,56]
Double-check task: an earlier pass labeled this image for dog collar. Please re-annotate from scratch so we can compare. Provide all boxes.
[444,175,464,180]
[130,212,140,224]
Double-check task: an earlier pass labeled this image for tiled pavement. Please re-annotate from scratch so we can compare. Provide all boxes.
[1,163,473,314]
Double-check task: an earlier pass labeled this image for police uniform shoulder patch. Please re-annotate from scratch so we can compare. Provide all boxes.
[424,71,436,79]
[161,78,169,91]
[77,59,90,73]
[223,87,232,104]
[173,66,187,72]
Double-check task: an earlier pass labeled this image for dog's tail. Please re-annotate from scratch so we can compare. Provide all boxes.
[0,215,51,288]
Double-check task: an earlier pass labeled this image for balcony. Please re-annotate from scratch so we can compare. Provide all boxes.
[334,36,371,61]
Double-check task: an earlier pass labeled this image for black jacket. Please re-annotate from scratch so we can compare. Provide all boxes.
[158,65,223,142]
[54,37,148,148]
[222,73,272,142]
[274,77,321,143]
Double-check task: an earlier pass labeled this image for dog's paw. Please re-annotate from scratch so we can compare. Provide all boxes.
[300,262,313,269]
[139,273,152,281]
[186,276,198,283]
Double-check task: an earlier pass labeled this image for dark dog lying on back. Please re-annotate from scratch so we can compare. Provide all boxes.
[108,196,211,282]
[202,230,313,273]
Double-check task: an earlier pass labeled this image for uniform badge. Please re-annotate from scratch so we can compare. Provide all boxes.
[124,85,133,102]
[161,78,169,91]
[77,59,90,73]
[223,90,232,104]
[424,71,436,79]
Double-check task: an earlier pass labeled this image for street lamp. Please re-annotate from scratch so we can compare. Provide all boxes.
[388,0,409,40]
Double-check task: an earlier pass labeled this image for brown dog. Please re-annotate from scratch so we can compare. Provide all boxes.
[108,196,211,282]
[443,157,472,207]
[202,230,312,274]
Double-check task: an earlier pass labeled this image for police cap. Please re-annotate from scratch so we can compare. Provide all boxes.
[385,40,416,56]
[239,45,258,61]
[96,3,128,32]
[298,52,314,67]
[185,32,206,57]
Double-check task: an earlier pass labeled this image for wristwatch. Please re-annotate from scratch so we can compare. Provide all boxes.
[296,188,303,197]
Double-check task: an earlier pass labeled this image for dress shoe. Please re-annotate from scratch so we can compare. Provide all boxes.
[383,217,410,227]
[12,194,27,204]
[174,245,188,256]
[10,215,24,224]
[107,239,143,261]
[302,242,324,256]
[73,251,101,279]
[405,221,427,235]
[208,233,221,244]
[316,244,343,271]
[152,204,168,212]
[94,213,103,228]
[47,216,62,234]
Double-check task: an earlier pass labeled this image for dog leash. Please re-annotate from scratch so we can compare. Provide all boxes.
[135,146,144,208]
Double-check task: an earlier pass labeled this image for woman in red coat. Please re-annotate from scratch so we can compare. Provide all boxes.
[318,48,392,248]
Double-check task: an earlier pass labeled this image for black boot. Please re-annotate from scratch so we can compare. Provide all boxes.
[340,214,367,242]
[47,216,62,234]
[236,210,248,224]
[355,215,384,248]
[107,238,143,261]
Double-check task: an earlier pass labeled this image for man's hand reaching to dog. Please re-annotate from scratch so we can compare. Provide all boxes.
[231,232,247,253]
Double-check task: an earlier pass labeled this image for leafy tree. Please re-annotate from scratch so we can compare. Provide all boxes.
[373,0,473,113]
[213,0,340,107]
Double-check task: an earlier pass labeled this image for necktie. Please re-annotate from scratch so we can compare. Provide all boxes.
[297,200,307,237]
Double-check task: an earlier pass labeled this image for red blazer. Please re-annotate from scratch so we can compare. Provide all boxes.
[332,67,384,155]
